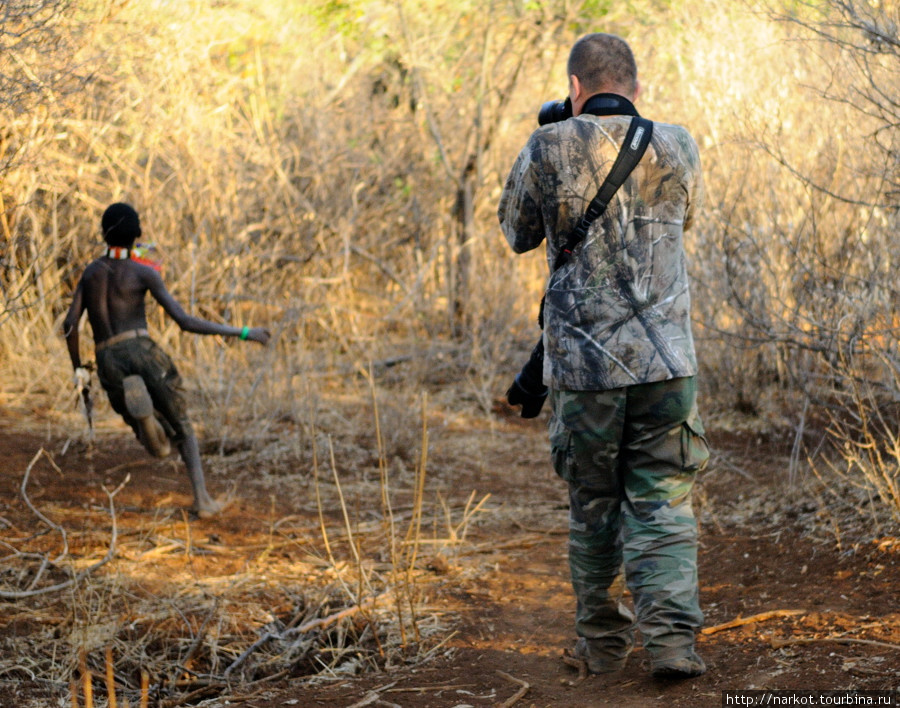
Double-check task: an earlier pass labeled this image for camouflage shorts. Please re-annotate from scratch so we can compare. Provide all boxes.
[96,336,193,444]
[548,376,709,660]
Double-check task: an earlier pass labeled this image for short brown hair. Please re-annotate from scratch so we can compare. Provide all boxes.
[567,33,637,96]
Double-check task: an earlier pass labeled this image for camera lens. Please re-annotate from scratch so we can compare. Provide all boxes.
[538,98,572,126]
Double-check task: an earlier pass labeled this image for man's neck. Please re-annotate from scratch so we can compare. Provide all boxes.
[581,93,640,118]
[106,246,130,260]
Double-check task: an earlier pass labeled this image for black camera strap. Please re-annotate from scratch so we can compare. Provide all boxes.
[553,115,654,271]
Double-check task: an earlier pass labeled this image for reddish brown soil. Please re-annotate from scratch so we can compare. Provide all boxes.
[1,408,898,707]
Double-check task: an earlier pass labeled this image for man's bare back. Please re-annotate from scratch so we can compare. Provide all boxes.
[70,258,154,344]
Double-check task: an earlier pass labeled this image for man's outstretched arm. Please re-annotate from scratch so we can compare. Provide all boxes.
[144,268,270,344]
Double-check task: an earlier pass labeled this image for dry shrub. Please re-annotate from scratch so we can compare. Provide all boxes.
[685,1,900,523]
[2,0,900,700]
[0,411,486,707]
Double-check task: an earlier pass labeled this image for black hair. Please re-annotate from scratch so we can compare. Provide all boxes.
[101,203,141,247]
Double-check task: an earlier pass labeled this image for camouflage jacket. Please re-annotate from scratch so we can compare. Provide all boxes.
[498,113,704,391]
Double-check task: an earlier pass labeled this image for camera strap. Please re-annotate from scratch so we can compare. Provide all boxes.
[552,115,654,271]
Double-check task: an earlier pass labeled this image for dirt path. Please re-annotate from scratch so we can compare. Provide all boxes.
[0,412,898,707]
[258,423,900,708]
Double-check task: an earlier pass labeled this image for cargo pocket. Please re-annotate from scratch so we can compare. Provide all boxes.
[549,417,577,484]
[680,410,710,473]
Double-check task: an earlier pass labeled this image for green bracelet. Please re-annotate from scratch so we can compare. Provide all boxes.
[240,326,249,340]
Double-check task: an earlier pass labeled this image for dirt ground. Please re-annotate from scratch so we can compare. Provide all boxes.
[1,403,898,707]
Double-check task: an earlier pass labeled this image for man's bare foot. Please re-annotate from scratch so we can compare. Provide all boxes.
[192,498,224,519]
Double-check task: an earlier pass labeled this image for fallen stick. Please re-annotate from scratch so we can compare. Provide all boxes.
[291,592,384,634]
[701,609,805,635]
[158,682,224,708]
[561,652,588,686]
[496,670,530,708]
[512,520,568,536]
[0,469,126,599]
[386,683,476,693]
[20,449,69,561]
[345,682,399,708]
[472,535,548,552]
[222,593,385,678]
[770,636,900,651]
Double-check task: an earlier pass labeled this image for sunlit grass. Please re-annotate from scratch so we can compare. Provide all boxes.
[1,0,898,701]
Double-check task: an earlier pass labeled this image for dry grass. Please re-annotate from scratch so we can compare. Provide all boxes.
[0,402,502,706]
[1,0,899,703]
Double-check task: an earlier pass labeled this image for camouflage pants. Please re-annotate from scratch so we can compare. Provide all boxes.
[96,336,193,444]
[548,376,709,661]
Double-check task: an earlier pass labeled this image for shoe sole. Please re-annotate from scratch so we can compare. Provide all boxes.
[572,638,630,674]
[652,666,706,679]
[123,376,171,458]
[651,655,707,679]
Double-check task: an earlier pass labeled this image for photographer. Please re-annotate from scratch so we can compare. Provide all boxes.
[499,34,710,679]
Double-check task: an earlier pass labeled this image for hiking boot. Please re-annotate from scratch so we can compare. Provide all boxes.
[123,375,171,458]
[572,637,629,674]
[650,650,707,679]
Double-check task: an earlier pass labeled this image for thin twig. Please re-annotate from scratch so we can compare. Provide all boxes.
[222,593,385,679]
[385,682,476,693]
[158,682,225,708]
[701,609,806,635]
[178,599,220,676]
[496,670,530,708]
[20,448,69,561]
[561,652,588,687]
[771,635,900,650]
[0,470,127,599]
[345,682,400,708]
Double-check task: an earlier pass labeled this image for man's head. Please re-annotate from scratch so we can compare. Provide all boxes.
[567,33,639,115]
[101,203,141,247]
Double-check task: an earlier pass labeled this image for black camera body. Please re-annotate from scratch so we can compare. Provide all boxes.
[538,97,573,126]
[506,339,547,418]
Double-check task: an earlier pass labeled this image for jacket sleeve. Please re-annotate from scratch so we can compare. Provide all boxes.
[682,131,704,232]
[497,138,545,254]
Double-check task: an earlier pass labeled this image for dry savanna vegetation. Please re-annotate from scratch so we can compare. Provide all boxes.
[1,0,898,706]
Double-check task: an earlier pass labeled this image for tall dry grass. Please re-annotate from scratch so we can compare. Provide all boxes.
[5,2,890,402]
[1,0,899,697]
[2,2,898,482]
[2,0,898,496]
